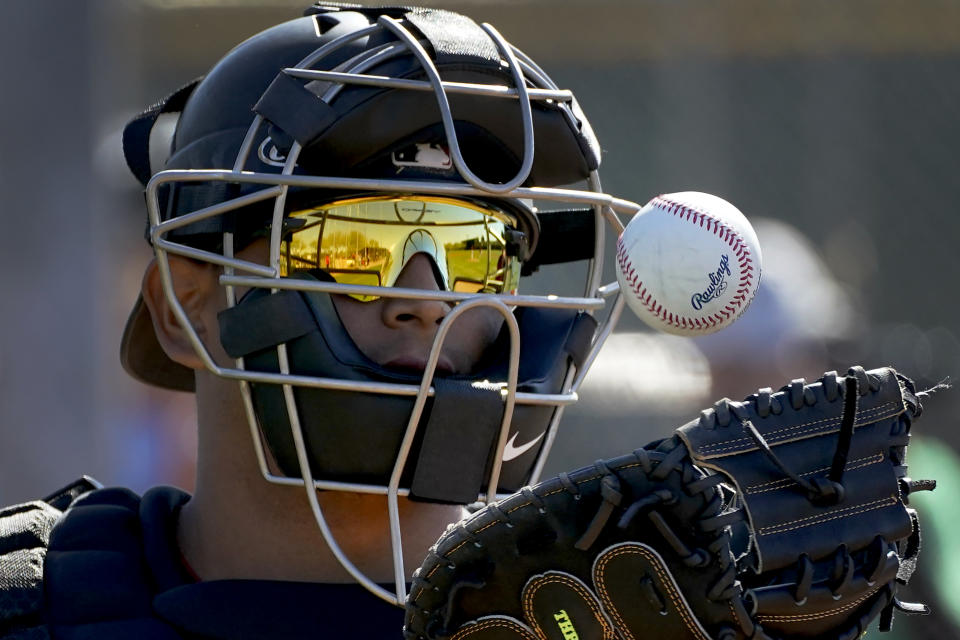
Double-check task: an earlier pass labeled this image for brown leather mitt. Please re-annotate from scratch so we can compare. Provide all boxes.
[404,366,937,640]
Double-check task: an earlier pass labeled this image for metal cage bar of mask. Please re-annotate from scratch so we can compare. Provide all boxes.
[145,15,642,606]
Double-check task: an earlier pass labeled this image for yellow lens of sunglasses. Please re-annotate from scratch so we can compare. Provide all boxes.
[279,196,522,302]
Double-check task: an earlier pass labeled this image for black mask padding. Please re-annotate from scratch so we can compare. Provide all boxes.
[408,377,504,504]
[522,208,597,276]
[218,289,318,355]
[217,275,598,502]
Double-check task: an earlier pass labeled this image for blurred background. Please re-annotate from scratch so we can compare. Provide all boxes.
[0,0,957,636]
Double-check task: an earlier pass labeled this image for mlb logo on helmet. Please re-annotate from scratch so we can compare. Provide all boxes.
[392,142,452,170]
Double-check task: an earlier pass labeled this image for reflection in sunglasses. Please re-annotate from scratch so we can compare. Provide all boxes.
[279,196,522,302]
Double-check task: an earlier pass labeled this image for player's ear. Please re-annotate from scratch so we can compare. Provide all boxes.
[141,255,219,370]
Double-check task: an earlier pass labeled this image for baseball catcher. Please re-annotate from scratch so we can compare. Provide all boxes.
[405,366,937,640]
[0,2,944,638]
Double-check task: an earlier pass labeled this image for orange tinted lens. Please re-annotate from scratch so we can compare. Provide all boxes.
[280,196,522,301]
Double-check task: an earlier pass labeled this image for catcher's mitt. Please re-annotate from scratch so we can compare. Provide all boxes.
[404,366,937,640]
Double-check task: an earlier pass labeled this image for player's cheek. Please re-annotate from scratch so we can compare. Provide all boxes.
[451,307,505,370]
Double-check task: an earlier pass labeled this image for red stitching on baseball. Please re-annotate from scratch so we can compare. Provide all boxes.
[617,196,756,330]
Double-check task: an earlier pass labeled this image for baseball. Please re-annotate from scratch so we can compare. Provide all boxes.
[615,191,762,336]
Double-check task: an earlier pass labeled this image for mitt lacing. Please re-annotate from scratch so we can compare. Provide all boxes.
[574,460,624,550]
[705,367,880,506]
[613,444,744,607]
[785,539,893,607]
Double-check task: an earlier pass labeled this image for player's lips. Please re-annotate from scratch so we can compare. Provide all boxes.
[383,355,456,375]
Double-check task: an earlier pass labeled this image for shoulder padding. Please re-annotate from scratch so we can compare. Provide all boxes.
[0,500,61,638]
[43,488,184,639]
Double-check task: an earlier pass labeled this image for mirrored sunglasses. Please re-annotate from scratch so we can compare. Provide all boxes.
[279,195,524,302]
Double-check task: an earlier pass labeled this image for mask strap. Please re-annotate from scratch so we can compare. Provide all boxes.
[522,209,596,275]
[409,378,504,503]
[218,290,317,359]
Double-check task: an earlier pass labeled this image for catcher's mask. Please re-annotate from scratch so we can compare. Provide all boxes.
[119,4,641,604]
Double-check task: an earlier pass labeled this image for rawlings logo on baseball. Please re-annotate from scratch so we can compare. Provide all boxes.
[614,192,762,336]
[691,254,732,310]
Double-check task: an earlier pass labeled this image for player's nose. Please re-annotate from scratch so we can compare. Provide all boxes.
[381,253,451,328]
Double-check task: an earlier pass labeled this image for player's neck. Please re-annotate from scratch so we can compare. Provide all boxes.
[177,373,464,584]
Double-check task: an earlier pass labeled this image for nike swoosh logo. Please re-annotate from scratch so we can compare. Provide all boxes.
[502,431,545,462]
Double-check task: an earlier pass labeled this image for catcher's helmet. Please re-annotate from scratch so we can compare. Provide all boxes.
[120,4,639,603]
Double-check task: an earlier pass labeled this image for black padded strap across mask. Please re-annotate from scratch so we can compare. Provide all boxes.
[218,290,317,358]
[522,209,596,275]
[410,378,504,503]
[254,73,339,148]
[564,313,598,372]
